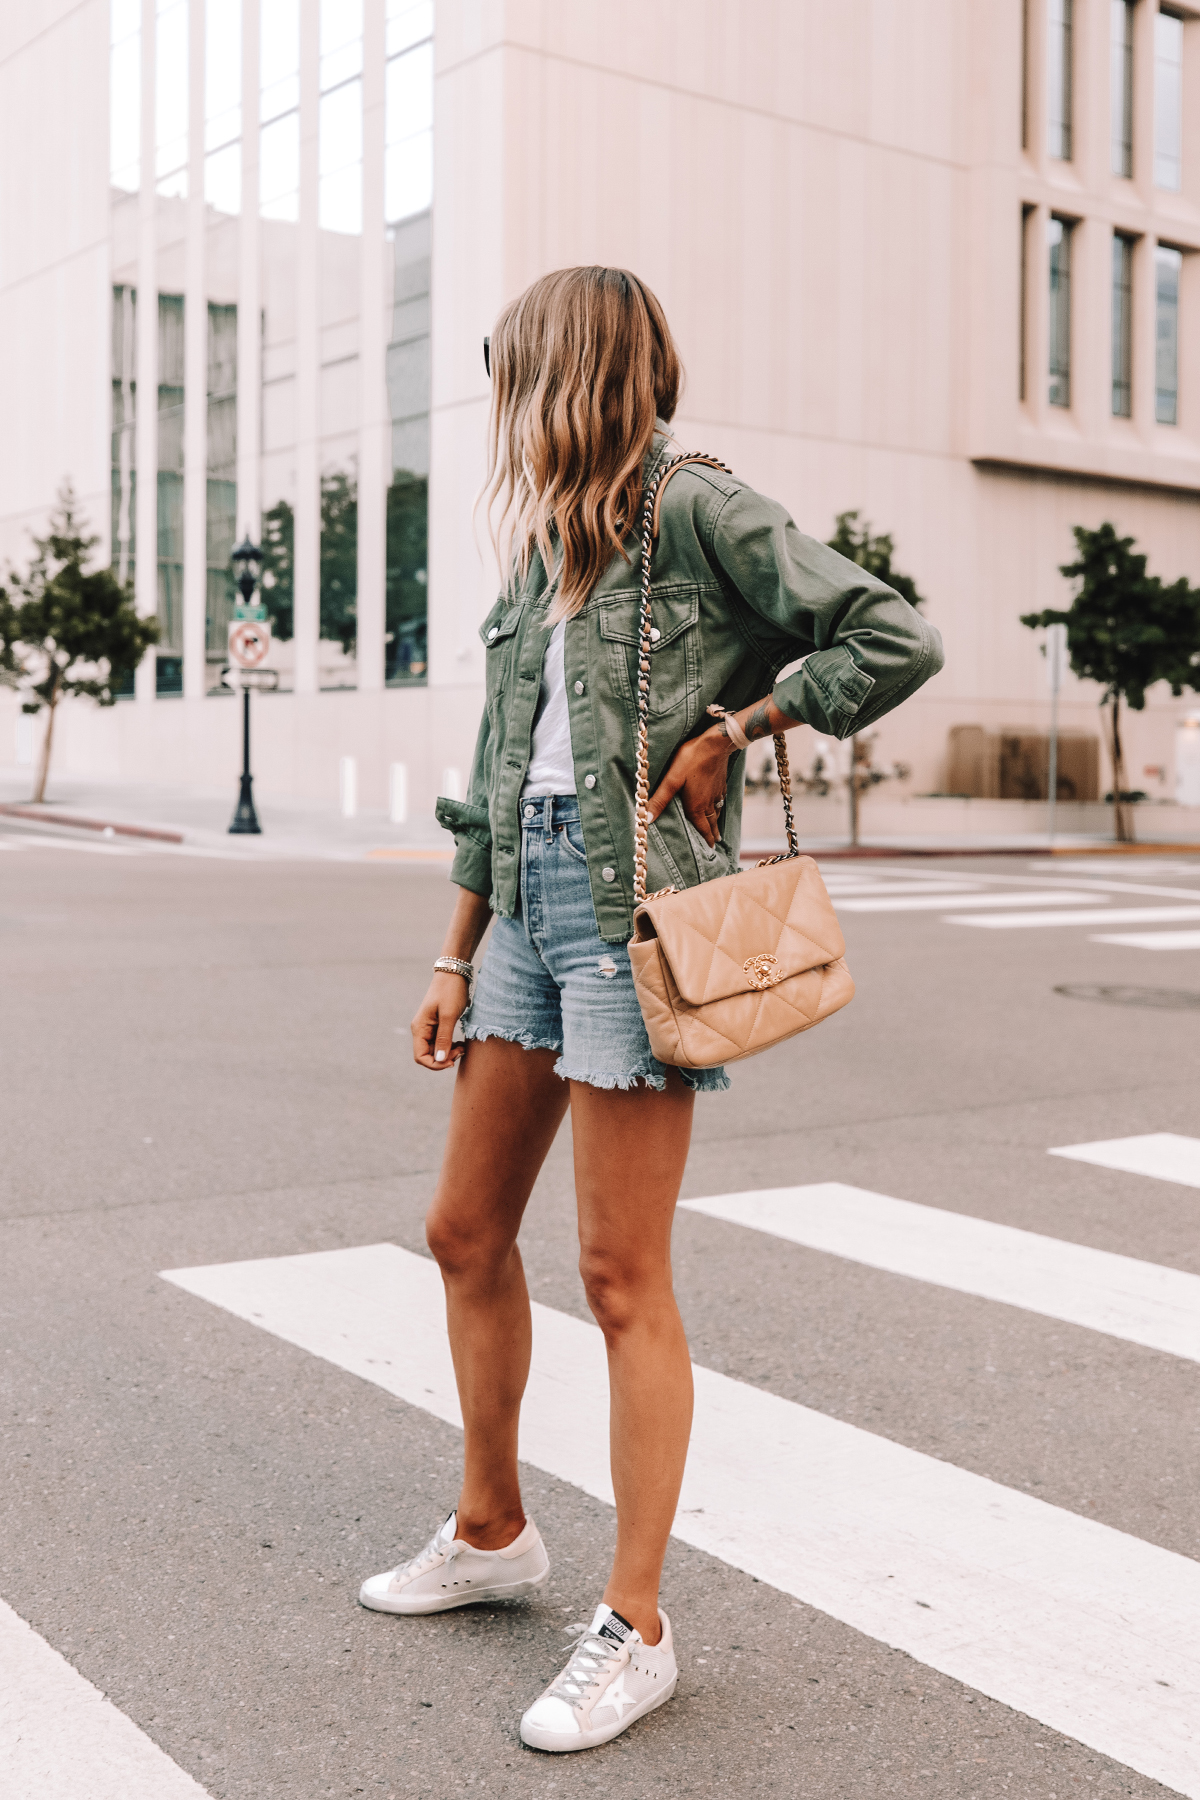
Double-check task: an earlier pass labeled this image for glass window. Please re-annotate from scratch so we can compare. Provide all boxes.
[1155,244,1182,423]
[386,214,431,686]
[1048,217,1072,408]
[1019,206,1033,402]
[1155,11,1184,190]
[260,0,300,121]
[157,294,186,692]
[1111,1,1134,176]
[156,0,189,198]
[1112,234,1134,417]
[319,81,363,233]
[207,304,239,660]
[386,41,433,222]
[205,0,242,212]
[110,1,141,192]
[321,0,363,88]
[111,285,138,590]
[1048,0,1073,161]
[261,0,300,219]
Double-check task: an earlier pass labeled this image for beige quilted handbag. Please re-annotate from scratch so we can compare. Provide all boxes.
[627,453,855,1068]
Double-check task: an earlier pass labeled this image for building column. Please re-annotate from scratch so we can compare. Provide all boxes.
[293,0,320,696]
[237,0,262,549]
[357,0,387,693]
[135,0,159,704]
[183,0,208,701]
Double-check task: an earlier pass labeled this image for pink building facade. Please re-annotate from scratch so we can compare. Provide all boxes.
[1,1,1197,819]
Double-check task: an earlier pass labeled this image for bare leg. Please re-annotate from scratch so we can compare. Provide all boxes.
[571,1072,696,1646]
[424,1038,570,1550]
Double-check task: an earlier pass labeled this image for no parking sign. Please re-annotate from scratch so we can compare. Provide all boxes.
[228,619,272,669]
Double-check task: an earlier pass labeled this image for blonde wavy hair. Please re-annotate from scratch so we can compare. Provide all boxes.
[479,267,683,623]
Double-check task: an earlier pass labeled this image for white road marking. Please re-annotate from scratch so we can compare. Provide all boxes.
[163,1244,1200,1798]
[821,882,984,899]
[1091,930,1200,950]
[840,889,1106,914]
[677,1184,1200,1363]
[1049,1134,1200,1191]
[0,1597,211,1800]
[951,905,1200,930]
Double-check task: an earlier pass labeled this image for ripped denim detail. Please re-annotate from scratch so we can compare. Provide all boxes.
[463,1024,563,1055]
[554,1056,731,1094]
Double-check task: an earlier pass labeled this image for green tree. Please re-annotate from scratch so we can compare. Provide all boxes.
[1021,522,1200,842]
[826,511,926,844]
[4,484,158,803]
[827,510,926,612]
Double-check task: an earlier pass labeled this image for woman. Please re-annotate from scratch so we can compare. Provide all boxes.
[360,267,942,1753]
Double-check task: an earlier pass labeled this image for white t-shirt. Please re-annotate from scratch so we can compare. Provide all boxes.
[522,620,577,796]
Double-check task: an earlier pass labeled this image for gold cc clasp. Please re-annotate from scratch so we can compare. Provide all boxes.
[743,953,783,990]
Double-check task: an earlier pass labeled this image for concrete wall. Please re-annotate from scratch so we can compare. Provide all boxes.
[1,0,1197,817]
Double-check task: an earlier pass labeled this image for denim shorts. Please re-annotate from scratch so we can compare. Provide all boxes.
[462,794,729,1093]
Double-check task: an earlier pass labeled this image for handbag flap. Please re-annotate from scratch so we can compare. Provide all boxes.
[632,857,845,1005]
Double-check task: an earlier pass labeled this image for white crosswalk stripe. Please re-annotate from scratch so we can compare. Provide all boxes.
[163,1242,1200,1798]
[1049,1133,1200,1190]
[678,1183,1200,1362]
[1092,930,1200,950]
[840,889,1106,914]
[0,1598,212,1800]
[949,905,1200,931]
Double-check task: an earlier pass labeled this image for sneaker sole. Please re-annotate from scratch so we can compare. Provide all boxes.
[358,1567,549,1616]
[520,1674,677,1752]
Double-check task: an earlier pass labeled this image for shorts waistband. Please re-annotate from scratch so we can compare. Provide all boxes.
[520,794,579,829]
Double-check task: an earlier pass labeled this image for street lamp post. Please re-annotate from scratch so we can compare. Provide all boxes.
[229,535,264,836]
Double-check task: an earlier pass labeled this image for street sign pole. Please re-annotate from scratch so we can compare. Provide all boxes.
[227,536,269,837]
[229,674,261,835]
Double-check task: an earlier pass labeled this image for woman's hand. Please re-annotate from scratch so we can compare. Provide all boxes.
[646,727,735,848]
[411,972,471,1071]
[411,888,492,1072]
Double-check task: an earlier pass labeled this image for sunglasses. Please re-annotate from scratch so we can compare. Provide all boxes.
[483,334,490,378]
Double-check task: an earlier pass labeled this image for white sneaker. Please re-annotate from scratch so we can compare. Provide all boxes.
[358,1512,549,1615]
[519,1602,677,1752]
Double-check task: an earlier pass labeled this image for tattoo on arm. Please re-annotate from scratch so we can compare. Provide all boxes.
[742,700,774,742]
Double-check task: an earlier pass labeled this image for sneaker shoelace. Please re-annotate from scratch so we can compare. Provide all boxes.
[393,1525,459,1583]
[548,1628,623,1705]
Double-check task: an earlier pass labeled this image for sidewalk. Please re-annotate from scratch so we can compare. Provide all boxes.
[0,771,448,862]
[3,769,1198,862]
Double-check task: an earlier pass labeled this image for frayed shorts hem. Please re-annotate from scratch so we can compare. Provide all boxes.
[462,1026,730,1094]
[556,1059,731,1094]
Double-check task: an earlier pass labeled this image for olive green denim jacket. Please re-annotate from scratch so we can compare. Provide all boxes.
[437,437,944,944]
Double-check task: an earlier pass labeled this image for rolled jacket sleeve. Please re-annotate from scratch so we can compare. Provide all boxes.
[710,487,944,739]
[435,707,494,898]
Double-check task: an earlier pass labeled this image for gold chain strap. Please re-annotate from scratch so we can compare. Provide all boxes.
[632,452,801,905]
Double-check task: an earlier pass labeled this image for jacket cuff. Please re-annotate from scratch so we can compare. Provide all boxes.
[435,797,493,898]
[449,836,493,898]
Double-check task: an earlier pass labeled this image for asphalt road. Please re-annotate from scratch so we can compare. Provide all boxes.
[2,829,1199,1799]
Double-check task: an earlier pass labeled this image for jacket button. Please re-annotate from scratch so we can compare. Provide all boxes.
[584,774,596,789]
[574,680,585,695]
[649,627,661,642]
[601,866,616,882]
[487,626,499,640]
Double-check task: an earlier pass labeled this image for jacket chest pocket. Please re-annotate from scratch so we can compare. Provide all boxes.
[597,584,701,718]
[479,603,523,713]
